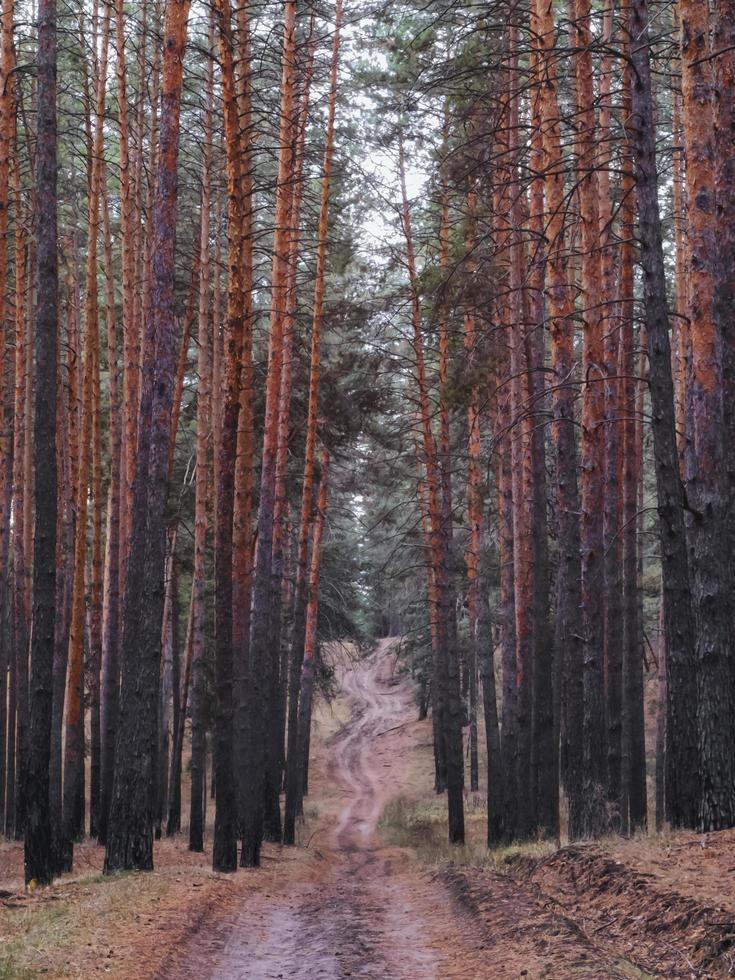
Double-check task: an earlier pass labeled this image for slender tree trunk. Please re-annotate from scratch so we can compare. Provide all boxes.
[116,0,139,574]
[463,185,481,795]
[105,0,192,873]
[574,0,607,836]
[64,0,110,845]
[24,0,58,886]
[679,0,735,832]
[627,0,697,827]
[415,467,446,795]
[713,2,735,612]
[231,6,255,846]
[619,59,647,834]
[212,0,247,873]
[671,73,687,459]
[0,0,12,820]
[526,54,556,839]
[6,142,23,841]
[99,182,121,844]
[477,592,503,846]
[11,171,29,843]
[596,1,623,819]
[188,28,213,852]
[265,32,316,844]
[292,448,330,823]
[50,306,72,851]
[0,7,13,829]
[399,133,464,845]
[284,0,342,846]
[243,0,298,868]
[533,0,584,837]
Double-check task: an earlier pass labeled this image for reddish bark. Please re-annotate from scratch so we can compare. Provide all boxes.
[115,0,139,575]
[187,24,214,850]
[105,0,193,873]
[574,0,607,834]
[284,0,343,846]
[212,0,251,872]
[243,0,298,868]
[265,28,316,844]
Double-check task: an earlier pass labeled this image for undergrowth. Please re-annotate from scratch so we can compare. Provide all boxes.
[0,946,37,979]
[379,794,556,869]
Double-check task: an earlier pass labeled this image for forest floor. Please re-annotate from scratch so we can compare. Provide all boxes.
[3,640,735,978]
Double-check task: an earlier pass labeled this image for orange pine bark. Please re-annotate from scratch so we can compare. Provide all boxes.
[116,0,139,573]
[574,0,607,832]
[10,148,27,840]
[0,0,13,597]
[671,78,687,455]
[463,184,481,795]
[185,21,214,850]
[243,0,298,868]
[212,0,253,871]
[283,0,343,847]
[266,25,317,844]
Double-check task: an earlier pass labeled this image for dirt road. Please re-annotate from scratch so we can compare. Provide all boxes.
[197,643,467,978]
[159,642,491,978]
[159,642,702,979]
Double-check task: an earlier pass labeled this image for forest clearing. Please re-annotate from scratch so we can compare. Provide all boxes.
[3,0,735,974]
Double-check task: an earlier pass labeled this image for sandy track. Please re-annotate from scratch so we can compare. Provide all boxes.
[161,642,655,979]
[203,643,448,979]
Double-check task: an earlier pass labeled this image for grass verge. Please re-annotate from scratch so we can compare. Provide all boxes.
[378,794,556,869]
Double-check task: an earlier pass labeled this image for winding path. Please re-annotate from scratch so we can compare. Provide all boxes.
[160,642,652,979]
[208,643,448,979]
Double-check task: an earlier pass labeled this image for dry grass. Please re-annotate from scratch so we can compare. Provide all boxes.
[0,835,259,979]
[0,691,336,980]
[378,793,556,869]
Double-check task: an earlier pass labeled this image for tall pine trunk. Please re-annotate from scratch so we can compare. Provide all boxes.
[574,0,607,836]
[242,0,298,868]
[284,0,342,846]
[627,0,696,827]
[24,0,58,886]
[105,0,192,873]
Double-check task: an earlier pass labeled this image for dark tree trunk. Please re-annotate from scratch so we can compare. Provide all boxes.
[292,449,329,824]
[619,66,647,835]
[478,594,503,846]
[187,94,213,849]
[627,0,698,828]
[24,0,58,885]
[498,440,517,841]
[713,3,735,630]
[527,300,557,840]
[104,0,192,873]
[5,608,15,837]
[242,0,298,869]
[0,597,6,835]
